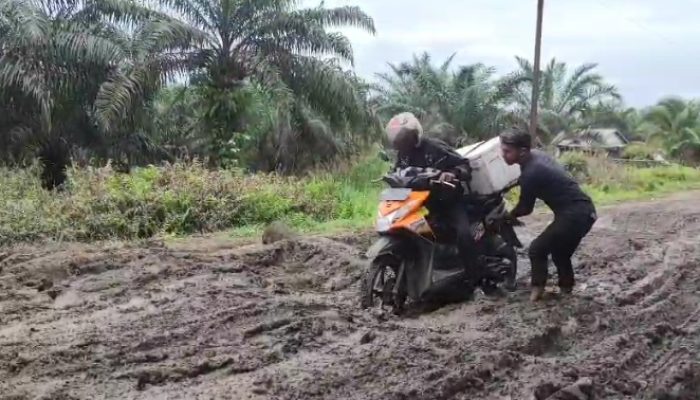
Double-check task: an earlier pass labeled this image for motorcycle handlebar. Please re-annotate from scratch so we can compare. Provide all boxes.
[429,179,457,188]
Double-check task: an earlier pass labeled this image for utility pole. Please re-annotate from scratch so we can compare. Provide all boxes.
[529,0,544,147]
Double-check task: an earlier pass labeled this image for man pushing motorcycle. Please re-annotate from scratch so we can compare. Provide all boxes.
[499,127,597,302]
[385,112,490,287]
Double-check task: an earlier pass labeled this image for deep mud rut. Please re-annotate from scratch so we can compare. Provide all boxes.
[3,194,700,400]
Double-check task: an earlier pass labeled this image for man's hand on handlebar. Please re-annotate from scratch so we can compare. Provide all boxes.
[429,171,458,188]
[438,171,456,183]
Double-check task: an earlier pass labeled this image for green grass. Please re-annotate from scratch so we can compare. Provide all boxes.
[584,164,700,204]
[235,157,700,239]
[0,157,388,243]
[2,153,700,244]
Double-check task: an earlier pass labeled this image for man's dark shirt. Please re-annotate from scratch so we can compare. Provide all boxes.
[513,150,595,218]
[394,137,470,180]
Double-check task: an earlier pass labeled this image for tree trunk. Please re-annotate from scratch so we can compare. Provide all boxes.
[38,139,70,190]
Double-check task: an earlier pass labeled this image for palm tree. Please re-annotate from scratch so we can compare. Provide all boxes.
[579,101,642,139]
[670,128,700,163]
[149,85,206,159]
[373,52,522,145]
[0,0,196,186]
[510,57,621,141]
[157,0,378,172]
[639,97,700,163]
[373,53,451,123]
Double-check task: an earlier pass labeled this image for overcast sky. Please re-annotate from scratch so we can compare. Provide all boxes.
[311,0,700,107]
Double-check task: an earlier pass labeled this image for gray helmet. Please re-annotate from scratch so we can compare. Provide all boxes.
[385,112,423,147]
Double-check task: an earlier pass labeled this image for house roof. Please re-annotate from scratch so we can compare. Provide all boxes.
[554,128,629,148]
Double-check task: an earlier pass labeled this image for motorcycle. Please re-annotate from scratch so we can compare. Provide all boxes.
[360,167,522,313]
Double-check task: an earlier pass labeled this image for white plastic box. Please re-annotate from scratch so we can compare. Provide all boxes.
[456,136,521,196]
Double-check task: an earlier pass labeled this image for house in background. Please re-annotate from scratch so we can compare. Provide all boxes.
[552,128,629,157]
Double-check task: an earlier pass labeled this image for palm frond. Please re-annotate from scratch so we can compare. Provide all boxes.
[292,5,375,33]
[49,31,125,65]
[440,53,457,74]
[0,58,53,128]
[132,16,207,56]
[154,0,216,33]
[76,0,170,25]
[0,0,50,46]
[255,15,355,63]
[514,56,532,76]
[280,55,367,130]
[94,68,148,132]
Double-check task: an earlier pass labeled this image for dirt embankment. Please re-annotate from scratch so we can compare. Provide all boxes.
[2,194,700,399]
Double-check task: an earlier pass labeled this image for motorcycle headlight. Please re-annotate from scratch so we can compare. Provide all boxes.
[375,201,417,233]
[376,210,397,232]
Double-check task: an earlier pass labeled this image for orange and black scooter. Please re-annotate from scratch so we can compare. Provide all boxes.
[360,167,522,313]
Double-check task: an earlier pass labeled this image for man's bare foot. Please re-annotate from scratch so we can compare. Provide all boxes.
[559,286,573,296]
[530,286,545,302]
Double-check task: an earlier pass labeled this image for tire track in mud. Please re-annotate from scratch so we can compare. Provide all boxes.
[589,234,700,399]
[2,194,700,399]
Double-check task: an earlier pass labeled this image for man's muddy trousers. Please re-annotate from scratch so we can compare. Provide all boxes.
[528,210,596,289]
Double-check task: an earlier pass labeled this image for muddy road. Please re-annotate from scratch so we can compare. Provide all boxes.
[2,194,700,399]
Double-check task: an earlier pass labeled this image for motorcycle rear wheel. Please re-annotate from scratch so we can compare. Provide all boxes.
[360,256,406,313]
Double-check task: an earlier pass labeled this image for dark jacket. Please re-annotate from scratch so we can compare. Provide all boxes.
[512,150,596,218]
[393,137,470,180]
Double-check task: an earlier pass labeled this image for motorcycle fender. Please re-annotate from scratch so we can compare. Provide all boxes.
[367,236,431,300]
[366,236,402,259]
[501,224,523,248]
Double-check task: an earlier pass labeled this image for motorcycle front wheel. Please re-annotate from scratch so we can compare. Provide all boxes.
[359,255,406,313]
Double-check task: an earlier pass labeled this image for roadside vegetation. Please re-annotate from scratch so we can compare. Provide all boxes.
[2,153,700,243]
[2,0,700,243]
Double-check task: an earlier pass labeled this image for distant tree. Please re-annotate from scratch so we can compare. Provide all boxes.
[579,101,642,140]
[0,0,196,187]
[157,0,378,172]
[510,57,621,142]
[639,97,700,163]
[373,52,523,145]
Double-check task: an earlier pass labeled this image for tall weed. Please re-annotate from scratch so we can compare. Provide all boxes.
[1,153,699,243]
[0,156,388,243]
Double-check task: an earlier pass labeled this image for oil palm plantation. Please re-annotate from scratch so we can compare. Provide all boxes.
[159,0,378,172]
[0,0,198,187]
[373,52,522,145]
[0,0,378,183]
[510,57,621,142]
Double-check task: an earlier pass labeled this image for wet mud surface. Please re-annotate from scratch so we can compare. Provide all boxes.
[2,193,700,399]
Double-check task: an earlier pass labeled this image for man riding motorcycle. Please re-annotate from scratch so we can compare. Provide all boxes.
[385,112,495,287]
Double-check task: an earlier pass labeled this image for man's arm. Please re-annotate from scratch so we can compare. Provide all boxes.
[431,140,471,180]
[510,172,538,218]
[389,149,403,173]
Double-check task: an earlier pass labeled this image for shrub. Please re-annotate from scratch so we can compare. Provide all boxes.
[584,154,626,187]
[2,152,700,244]
[622,142,663,160]
[558,151,590,181]
[0,157,389,243]
[0,163,69,242]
